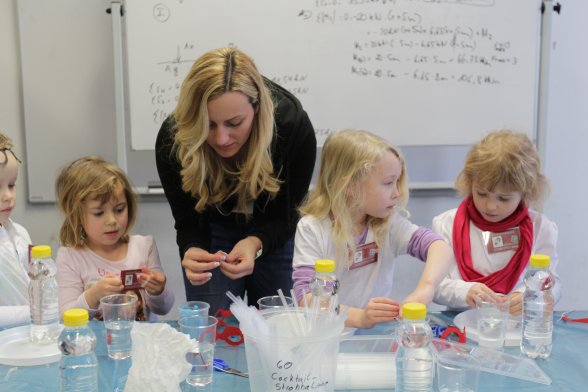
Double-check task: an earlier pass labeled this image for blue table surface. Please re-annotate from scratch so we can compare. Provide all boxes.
[1,311,587,391]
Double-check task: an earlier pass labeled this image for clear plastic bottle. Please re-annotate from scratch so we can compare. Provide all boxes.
[58,308,98,392]
[309,259,340,312]
[28,245,60,343]
[521,254,554,359]
[395,303,434,392]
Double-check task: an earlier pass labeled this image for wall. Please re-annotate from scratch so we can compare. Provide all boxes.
[1,0,586,318]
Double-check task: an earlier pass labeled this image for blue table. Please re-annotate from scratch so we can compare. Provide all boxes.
[1,312,587,391]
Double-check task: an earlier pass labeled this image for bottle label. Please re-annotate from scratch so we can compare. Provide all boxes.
[350,242,378,270]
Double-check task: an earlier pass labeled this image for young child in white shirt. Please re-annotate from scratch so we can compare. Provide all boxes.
[432,130,559,315]
[292,130,452,329]
[55,156,174,320]
[0,132,32,327]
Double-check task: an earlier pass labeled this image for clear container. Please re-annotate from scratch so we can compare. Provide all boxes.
[521,254,555,359]
[395,303,434,392]
[28,245,60,344]
[309,259,340,311]
[58,308,98,392]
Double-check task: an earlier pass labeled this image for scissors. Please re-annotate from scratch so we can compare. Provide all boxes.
[213,358,248,378]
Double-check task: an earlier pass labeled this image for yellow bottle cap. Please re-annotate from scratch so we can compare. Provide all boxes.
[530,254,550,269]
[63,308,90,327]
[315,259,335,273]
[402,303,427,320]
[31,245,52,259]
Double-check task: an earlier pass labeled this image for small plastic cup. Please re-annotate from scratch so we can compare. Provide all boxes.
[476,294,510,348]
[100,293,137,360]
[257,295,294,310]
[436,350,480,392]
[178,301,210,319]
[179,315,218,387]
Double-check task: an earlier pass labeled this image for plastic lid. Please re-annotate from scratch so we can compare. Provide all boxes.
[402,303,427,320]
[31,245,51,258]
[315,259,335,273]
[63,308,90,327]
[530,254,550,268]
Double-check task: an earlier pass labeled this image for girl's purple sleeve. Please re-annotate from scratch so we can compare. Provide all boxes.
[407,227,444,261]
[292,264,315,303]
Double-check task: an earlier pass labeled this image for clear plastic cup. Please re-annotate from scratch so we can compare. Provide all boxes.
[436,350,480,392]
[178,301,210,319]
[179,315,218,387]
[100,294,137,360]
[476,294,510,348]
[257,295,294,310]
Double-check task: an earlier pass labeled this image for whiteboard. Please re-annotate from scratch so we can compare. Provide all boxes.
[18,0,118,203]
[123,0,542,150]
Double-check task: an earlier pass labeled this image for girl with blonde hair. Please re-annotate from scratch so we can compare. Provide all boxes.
[293,130,452,328]
[432,130,559,315]
[55,156,174,320]
[156,47,316,312]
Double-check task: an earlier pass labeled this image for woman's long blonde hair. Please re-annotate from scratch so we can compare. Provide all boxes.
[55,156,137,248]
[455,130,548,208]
[301,130,409,263]
[173,47,280,215]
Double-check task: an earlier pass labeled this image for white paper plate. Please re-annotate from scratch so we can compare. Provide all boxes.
[453,309,522,346]
[0,325,62,366]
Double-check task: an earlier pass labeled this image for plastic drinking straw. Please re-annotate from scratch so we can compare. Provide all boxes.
[277,289,303,336]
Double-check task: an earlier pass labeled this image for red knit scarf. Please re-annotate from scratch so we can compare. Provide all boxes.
[452,196,533,294]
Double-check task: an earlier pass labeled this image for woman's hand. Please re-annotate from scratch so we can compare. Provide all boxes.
[220,236,261,279]
[138,267,167,296]
[84,274,123,309]
[182,247,224,286]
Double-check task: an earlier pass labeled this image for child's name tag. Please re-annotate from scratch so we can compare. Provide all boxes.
[487,227,520,254]
[350,242,378,270]
[121,269,142,290]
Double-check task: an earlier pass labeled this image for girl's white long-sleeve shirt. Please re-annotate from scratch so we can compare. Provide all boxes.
[432,208,560,310]
[0,219,32,327]
[292,213,441,309]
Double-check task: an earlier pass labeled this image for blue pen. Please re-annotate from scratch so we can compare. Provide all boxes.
[213,358,248,378]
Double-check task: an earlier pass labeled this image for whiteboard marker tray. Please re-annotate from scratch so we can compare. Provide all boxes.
[0,325,61,366]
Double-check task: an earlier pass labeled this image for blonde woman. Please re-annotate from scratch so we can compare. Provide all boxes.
[292,130,452,329]
[155,48,316,312]
[432,130,559,315]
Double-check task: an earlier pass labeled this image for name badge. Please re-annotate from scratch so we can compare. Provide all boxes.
[487,227,520,254]
[350,242,378,270]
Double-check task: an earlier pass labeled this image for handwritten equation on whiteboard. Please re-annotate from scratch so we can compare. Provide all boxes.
[124,0,537,149]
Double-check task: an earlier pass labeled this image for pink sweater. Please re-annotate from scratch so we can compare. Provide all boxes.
[56,235,174,320]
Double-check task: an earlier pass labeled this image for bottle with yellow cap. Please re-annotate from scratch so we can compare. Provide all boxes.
[28,245,60,344]
[309,259,340,312]
[521,254,555,359]
[58,308,98,392]
[395,303,433,392]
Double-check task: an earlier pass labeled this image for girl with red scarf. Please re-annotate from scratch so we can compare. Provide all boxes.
[432,130,560,316]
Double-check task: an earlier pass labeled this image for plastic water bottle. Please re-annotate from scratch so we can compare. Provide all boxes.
[58,308,98,392]
[395,303,434,392]
[521,254,555,359]
[309,259,340,312]
[28,245,60,343]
